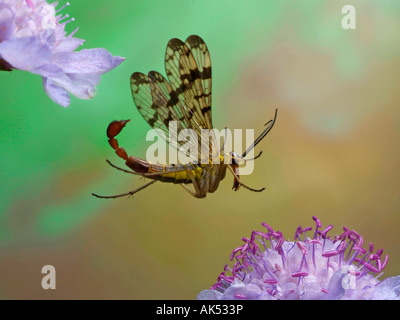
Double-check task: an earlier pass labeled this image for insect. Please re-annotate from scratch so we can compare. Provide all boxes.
[92,35,277,199]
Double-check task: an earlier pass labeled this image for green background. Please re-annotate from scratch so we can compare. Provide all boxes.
[1,0,400,299]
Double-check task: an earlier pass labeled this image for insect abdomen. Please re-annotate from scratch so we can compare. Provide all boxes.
[158,164,202,184]
[125,156,202,184]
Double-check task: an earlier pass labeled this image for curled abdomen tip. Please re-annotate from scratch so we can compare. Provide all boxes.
[107,119,131,139]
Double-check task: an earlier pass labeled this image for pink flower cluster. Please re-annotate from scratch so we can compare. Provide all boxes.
[198,217,399,300]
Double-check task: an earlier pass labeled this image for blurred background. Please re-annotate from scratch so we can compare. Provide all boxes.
[1,0,399,299]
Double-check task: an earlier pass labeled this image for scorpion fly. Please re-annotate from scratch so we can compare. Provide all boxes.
[92,35,277,199]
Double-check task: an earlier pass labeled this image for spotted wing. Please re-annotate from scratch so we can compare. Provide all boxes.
[130,71,199,161]
[165,36,218,162]
[185,35,212,128]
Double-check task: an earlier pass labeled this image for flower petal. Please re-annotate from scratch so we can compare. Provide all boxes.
[35,63,96,100]
[0,8,14,41]
[55,36,85,52]
[43,77,70,107]
[0,36,52,70]
[67,73,101,87]
[371,276,400,300]
[323,270,346,300]
[54,48,125,74]
[197,290,223,300]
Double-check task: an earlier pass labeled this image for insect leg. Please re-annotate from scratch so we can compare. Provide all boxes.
[106,159,137,174]
[227,165,265,192]
[183,165,205,198]
[180,184,197,197]
[106,160,195,177]
[92,180,158,199]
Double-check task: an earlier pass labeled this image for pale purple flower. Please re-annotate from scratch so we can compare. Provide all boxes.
[0,0,125,107]
[198,216,400,300]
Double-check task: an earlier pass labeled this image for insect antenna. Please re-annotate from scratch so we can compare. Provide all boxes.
[241,108,278,158]
[225,150,263,163]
